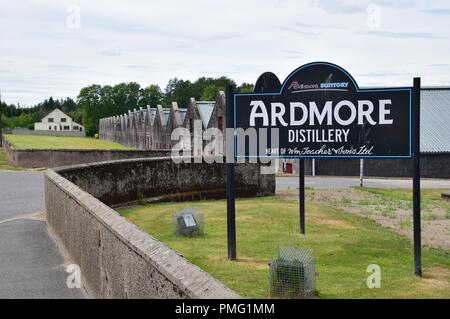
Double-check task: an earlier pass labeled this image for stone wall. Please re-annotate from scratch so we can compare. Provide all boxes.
[56,157,275,205]
[2,138,171,168]
[2,137,15,164]
[11,128,85,137]
[45,168,240,299]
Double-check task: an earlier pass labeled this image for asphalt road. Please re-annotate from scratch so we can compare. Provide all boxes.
[276,176,450,190]
[0,171,44,221]
[0,171,84,299]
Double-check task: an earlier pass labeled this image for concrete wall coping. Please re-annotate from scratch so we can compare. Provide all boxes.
[3,137,171,152]
[2,137,173,168]
[45,168,240,299]
[52,156,191,172]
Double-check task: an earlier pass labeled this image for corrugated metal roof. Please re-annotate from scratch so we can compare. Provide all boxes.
[162,110,170,125]
[197,101,214,127]
[421,89,450,153]
[150,108,157,123]
[178,109,187,123]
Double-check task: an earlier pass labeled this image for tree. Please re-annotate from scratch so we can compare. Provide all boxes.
[164,76,237,106]
[164,78,194,107]
[140,85,163,108]
[73,75,256,136]
[237,82,254,93]
[200,84,220,101]
[68,109,83,125]
[78,85,103,136]
[61,97,77,113]
[78,82,163,136]
[112,82,141,114]
[0,112,38,129]
[1,75,257,135]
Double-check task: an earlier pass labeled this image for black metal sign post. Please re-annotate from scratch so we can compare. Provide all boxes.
[226,84,237,261]
[299,159,305,234]
[412,77,422,277]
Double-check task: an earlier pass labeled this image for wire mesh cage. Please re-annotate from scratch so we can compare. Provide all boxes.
[269,247,316,299]
[173,207,204,237]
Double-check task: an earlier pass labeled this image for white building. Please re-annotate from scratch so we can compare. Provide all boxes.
[34,109,84,132]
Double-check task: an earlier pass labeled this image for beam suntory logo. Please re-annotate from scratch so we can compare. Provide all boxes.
[288,80,350,93]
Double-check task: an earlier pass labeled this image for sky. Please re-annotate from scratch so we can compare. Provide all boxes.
[1,0,450,106]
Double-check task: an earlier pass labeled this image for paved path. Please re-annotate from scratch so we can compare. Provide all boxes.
[0,171,84,299]
[277,176,450,190]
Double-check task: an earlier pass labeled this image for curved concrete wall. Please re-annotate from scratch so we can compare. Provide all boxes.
[56,157,275,205]
[45,157,274,298]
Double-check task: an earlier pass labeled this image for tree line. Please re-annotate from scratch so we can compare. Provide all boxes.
[1,76,253,136]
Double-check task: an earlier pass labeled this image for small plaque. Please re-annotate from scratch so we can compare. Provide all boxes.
[183,213,197,227]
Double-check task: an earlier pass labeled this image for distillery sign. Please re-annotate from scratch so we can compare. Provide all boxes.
[234,62,412,158]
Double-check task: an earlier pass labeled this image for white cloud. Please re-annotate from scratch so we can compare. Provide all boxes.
[0,0,449,105]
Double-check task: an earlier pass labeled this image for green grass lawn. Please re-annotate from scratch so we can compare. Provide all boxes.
[4,134,132,150]
[358,187,449,208]
[0,148,8,166]
[118,196,450,299]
